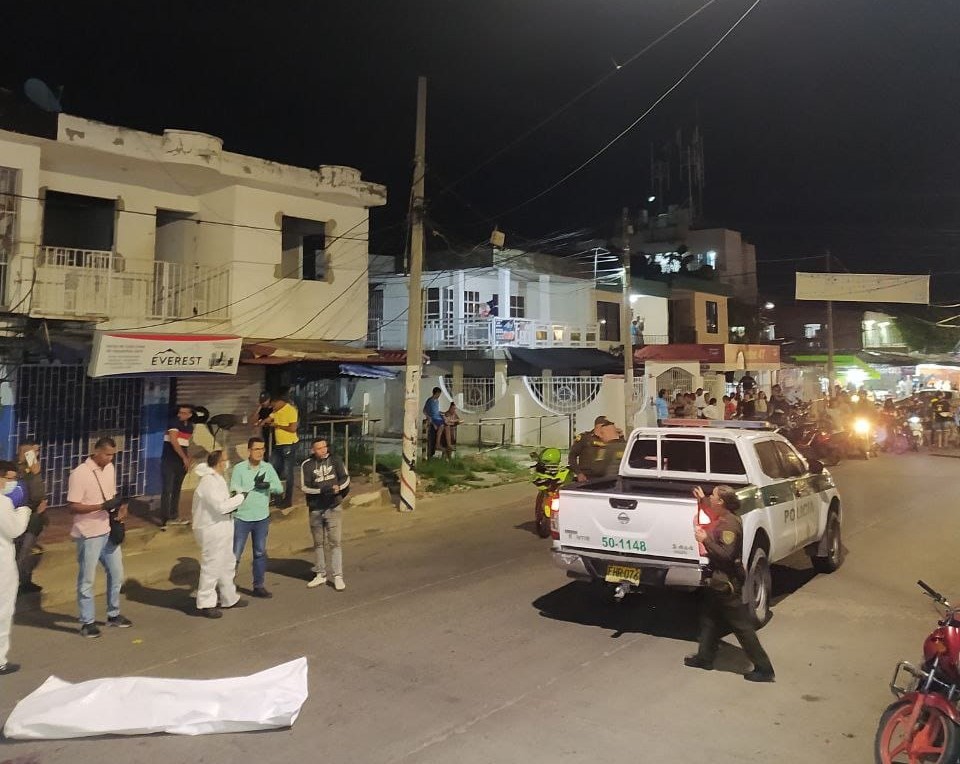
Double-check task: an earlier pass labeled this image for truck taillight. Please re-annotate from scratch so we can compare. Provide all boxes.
[550,496,560,513]
[550,498,560,540]
[697,508,711,525]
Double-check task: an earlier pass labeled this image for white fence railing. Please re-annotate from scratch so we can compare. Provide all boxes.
[368,316,599,350]
[525,375,604,415]
[32,247,231,320]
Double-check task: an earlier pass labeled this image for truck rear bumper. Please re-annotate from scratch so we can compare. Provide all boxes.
[552,550,706,588]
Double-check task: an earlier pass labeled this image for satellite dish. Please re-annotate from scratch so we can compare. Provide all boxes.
[24,78,62,113]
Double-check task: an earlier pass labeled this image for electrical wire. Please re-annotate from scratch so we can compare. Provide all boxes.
[419,0,719,203]
[489,0,763,221]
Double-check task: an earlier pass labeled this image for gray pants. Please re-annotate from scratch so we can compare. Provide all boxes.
[309,510,342,578]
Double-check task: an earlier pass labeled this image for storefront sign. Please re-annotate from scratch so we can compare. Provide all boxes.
[724,343,780,369]
[89,333,242,377]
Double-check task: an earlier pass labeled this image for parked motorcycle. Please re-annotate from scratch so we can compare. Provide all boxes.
[875,580,960,763]
[851,415,878,459]
[529,448,572,539]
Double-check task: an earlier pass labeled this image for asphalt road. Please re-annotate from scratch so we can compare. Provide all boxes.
[3,452,960,764]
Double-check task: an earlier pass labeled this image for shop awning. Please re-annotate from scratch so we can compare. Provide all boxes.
[790,354,881,379]
[339,363,398,379]
[505,347,624,375]
[241,339,376,365]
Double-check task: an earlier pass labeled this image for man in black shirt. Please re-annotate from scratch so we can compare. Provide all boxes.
[160,405,194,528]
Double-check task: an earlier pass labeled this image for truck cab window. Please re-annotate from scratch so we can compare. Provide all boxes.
[710,440,746,475]
[627,438,658,469]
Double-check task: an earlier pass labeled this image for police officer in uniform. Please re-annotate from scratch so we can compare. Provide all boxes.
[568,416,621,482]
[684,484,775,683]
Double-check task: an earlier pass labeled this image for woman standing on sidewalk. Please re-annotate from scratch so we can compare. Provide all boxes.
[192,451,248,619]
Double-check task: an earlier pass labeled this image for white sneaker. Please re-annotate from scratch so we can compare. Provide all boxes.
[307,574,326,589]
[333,576,346,591]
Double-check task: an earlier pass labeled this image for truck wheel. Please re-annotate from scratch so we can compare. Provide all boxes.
[744,546,771,628]
[812,510,842,573]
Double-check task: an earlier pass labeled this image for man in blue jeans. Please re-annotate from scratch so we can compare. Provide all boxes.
[66,437,132,638]
[231,437,283,598]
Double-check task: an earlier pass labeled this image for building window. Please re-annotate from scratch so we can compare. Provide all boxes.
[762,324,775,341]
[705,300,719,334]
[424,287,441,320]
[281,216,327,281]
[464,290,482,317]
[804,323,822,339]
[42,190,116,252]
[597,301,620,341]
[510,295,525,318]
[0,167,19,307]
[730,325,746,341]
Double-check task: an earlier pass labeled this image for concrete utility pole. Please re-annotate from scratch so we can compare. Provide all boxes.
[620,207,637,431]
[826,249,835,400]
[399,77,427,513]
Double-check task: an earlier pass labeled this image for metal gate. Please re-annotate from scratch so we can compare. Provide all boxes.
[13,365,145,506]
[656,367,694,398]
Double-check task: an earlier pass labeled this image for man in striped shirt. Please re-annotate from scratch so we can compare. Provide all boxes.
[160,404,194,528]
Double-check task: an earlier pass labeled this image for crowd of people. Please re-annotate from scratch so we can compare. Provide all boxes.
[653,379,793,426]
[0,389,354,676]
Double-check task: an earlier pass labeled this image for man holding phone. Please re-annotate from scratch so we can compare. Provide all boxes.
[67,438,133,639]
[230,437,283,598]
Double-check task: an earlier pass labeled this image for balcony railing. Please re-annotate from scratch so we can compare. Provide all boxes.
[32,247,230,321]
[367,316,599,350]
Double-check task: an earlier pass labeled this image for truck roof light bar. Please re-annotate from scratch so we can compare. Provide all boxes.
[660,419,776,431]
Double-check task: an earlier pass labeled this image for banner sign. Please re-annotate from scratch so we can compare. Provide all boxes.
[796,273,929,304]
[89,333,242,377]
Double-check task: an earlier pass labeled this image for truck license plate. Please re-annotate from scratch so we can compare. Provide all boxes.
[605,565,641,585]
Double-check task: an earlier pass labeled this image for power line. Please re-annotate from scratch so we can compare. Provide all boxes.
[489,0,763,220]
[432,0,720,196]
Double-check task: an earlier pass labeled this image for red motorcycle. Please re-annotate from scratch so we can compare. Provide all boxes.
[875,580,960,763]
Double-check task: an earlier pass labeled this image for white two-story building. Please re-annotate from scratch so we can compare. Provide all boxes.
[0,103,385,503]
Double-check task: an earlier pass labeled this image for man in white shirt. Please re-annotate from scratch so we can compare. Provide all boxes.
[701,398,721,420]
[694,388,707,415]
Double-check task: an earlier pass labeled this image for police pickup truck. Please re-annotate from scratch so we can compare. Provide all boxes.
[551,420,843,626]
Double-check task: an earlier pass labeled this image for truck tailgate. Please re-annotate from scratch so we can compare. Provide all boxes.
[557,489,702,563]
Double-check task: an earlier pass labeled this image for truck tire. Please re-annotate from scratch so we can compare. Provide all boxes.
[744,546,771,628]
[811,510,842,573]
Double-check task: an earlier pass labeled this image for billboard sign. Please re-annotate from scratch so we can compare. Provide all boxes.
[795,273,929,304]
[89,333,242,377]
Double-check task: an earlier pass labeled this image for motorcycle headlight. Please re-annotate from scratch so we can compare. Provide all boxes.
[853,417,871,435]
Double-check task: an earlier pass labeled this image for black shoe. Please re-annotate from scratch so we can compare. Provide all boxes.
[80,623,102,639]
[221,598,249,609]
[18,581,42,594]
[107,615,133,628]
[199,607,223,619]
[0,662,21,675]
[252,587,273,599]
[744,669,776,683]
[683,655,714,671]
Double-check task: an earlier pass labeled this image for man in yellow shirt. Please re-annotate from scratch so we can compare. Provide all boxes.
[266,392,300,509]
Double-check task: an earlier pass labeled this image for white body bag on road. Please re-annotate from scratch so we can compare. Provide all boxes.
[3,657,308,739]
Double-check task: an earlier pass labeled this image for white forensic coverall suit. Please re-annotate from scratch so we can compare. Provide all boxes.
[0,494,31,665]
[191,464,245,610]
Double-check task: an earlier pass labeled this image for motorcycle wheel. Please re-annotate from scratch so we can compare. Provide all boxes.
[875,698,960,764]
[534,494,550,539]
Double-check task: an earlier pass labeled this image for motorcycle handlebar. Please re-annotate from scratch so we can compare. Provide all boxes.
[918,579,947,604]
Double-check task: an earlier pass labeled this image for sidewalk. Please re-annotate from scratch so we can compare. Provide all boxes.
[19,480,535,612]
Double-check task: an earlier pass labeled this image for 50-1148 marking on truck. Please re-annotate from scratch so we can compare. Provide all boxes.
[601,536,647,552]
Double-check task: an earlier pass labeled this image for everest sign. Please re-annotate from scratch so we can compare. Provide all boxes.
[89,333,242,377]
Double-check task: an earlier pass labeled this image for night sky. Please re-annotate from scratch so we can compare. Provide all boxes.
[5,1,959,299]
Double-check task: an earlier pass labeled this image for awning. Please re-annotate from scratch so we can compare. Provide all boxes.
[339,363,397,379]
[505,347,624,375]
[790,354,881,379]
[241,339,376,365]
